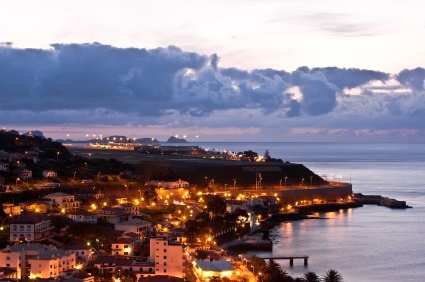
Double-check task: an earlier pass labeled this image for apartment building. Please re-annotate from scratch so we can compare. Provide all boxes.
[149,237,184,278]
[0,243,76,279]
[44,192,81,213]
[115,218,151,241]
[9,212,53,243]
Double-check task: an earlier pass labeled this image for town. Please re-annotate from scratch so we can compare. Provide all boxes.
[0,129,353,282]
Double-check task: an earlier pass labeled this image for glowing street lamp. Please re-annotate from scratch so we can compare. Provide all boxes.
[196,135,199,147]
[74,171,76,180]
[56,151,60,160]
[285,176,288,186]
[302,178,305,186]
[233,179,236,189]
[15,177,20,186]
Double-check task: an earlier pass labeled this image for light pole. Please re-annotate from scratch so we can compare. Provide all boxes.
[85,162,87,168]
[310,175,313,186]
[56,151,60,160]
[125,184,128,199]
[138,189,141,199]
[98,172,100,181]
[74,171,76,180]
[302,178,305,186]
[224,184,227,191]
[285,176,288,186]
[16,177,20,187]
[196,135,199,147]
[280,179,282,187]
[233,179,236,189]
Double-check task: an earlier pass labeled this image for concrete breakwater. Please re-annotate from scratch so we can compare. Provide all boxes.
[353,193,411,208]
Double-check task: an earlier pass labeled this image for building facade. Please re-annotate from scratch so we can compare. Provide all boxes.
[9,212,53,243]
[0,244,76,279]
[149,238,184,278]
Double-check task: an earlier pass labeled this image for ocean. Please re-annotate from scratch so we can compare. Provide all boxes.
[197,142,425,281]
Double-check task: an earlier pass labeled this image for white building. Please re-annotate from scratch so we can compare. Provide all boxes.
[42,170,57,178]
[146,179,189,189]
[16,168,32,180]
[111,237,135,256]
[149,237,184,278]
[97,207,130,224]
[115,219,152,241]
[67,211,98,224]
[44,192,81,213]
[60,244,94,264]
[0,243,76,279]
[9,212,53,243]
[116,203,140,216]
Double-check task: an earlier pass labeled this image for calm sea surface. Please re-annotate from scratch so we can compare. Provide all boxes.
[197,142,425,281]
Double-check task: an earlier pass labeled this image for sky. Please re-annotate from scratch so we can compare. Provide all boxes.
[1,0,425,142]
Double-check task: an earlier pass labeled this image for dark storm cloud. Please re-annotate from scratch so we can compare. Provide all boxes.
[0,43,395,125]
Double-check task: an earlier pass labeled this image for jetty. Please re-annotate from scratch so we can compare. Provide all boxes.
[257,255,309,266]
[353,193,411,208]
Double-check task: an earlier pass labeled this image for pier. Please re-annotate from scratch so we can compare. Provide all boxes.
[258,255,309,266]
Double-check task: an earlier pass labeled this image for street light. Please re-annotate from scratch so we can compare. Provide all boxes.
[16,177,20,187]
[56,151,60,160]
[74,171,76,180]
[233,179,236,189]
[302,178,305,186]
[98,172,100,181]
[85,162,87,168]
[138,189,142,199]
[285,176,288,186]
[196,135,199,147]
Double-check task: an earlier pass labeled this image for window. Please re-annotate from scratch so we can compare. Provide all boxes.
[116,245,119,248]
[164,249,167,252]
[164,262,167,266]
[163,242,166,245]
[6,264,10,267]
[27,225,31,231]
[6,256,10,260]
[124,245,128,248]
[13,226,17,231]
[164,256,167,259]
[20,225,24,231]
[164,269,167,273]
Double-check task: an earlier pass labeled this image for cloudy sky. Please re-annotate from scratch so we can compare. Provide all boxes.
[1,0,425,142]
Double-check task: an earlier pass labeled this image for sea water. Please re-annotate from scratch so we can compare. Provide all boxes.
[198,142,425,281]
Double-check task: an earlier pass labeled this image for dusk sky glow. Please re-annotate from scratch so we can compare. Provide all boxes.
[1,0,425,142]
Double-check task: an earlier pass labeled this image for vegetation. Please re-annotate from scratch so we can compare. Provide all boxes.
[246,256,343,282]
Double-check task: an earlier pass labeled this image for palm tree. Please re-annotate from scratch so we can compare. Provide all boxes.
[322,269,343,282]
[302,271,320,282]
[264,259,291,282]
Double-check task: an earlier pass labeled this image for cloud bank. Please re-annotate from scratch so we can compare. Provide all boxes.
[0,43,424,141]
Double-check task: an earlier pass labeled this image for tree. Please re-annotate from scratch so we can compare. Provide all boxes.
[204,194,227,219]
[195,249,208,260]
[248,255,267,275]
[322,269,343,282]
[302,271,320,282]
[263,259,291,282]
[264,150,270,159]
